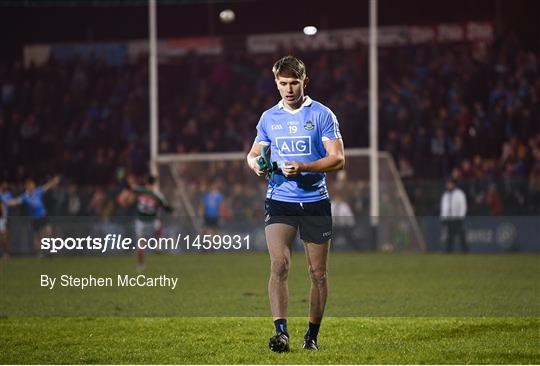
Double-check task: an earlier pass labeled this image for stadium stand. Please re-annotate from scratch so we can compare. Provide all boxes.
[0,33,538,217]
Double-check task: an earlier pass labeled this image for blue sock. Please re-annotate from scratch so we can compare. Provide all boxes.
[305,322,320,339]
[274,319,288,336]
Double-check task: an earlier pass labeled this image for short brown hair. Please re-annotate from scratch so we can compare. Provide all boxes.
[272,55,306,79]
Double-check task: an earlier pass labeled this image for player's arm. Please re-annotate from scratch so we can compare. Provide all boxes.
[158,195,173,213]
[6,197,22,207]
[282,139,345,177]
[42,175,61,192]
[162,204,173,213]
[248,111,272,177]
[246,142,266,177]
[126,175,141,191]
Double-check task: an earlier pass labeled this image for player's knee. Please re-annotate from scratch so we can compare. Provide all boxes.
[43,226,52,236]
[308,265,327,285]
[271,257,290,280]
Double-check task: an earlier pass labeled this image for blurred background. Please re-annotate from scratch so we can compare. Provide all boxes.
[0,0,539,254]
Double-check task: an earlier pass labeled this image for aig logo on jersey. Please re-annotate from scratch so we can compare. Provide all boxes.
[275,136,312,156]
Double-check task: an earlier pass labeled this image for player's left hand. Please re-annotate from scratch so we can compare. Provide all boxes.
[282,162,304,177]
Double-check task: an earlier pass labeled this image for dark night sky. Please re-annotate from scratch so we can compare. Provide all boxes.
[1,0,538,62]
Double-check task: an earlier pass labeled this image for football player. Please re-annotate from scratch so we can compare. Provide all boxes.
[247,56,345,352]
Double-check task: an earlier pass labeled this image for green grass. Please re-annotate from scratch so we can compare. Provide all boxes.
[0,253,539,363]
[0,317,538,364]
[1,253,538,316]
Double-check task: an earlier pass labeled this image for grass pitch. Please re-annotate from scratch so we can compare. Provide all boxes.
[1,317,538,364]
[0,252,539,363]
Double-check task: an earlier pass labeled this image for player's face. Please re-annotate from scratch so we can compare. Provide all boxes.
[275,74,308,109]
[26,180,35,192]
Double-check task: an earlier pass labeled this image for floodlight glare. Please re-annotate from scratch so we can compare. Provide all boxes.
[303,26,318,36]
[219,9,235,23]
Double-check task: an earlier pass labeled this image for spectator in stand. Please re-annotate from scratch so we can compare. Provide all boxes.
[486,183,503,216]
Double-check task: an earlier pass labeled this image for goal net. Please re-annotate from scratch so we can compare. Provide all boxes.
[156,149,425,252]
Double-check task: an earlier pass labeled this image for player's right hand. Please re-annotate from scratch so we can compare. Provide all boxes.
[249,156,266,177]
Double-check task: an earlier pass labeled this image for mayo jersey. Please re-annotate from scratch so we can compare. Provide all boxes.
[254,96,342,203]
[134,187,168,222]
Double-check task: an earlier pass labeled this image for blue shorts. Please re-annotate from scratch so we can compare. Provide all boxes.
[204,216,219,228]
[264,198,332,244]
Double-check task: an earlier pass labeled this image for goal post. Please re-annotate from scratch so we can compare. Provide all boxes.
[155,148,426,252]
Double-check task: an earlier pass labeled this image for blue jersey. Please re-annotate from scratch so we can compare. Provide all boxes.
[19,187,47,218]
[1,192,12,218]
[254,96,342,203]
[202,191,224,218]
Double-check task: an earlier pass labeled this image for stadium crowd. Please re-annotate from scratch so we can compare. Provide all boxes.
[0,33,539,217]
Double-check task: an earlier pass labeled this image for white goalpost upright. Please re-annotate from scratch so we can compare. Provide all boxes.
[149,0,159,176]
[369,0,380,247]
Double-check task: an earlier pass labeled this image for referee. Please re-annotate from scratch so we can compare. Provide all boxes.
[440,178,468,253]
